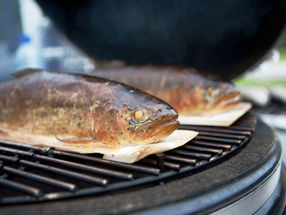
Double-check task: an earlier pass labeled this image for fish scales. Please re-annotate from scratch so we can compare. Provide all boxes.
[91,63,241,116]
[0,70,178,147]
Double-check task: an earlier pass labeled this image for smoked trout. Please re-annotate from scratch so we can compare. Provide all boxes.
[0,69,179,149]
[90,62,241,116]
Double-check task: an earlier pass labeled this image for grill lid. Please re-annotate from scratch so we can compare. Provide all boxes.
[35,0,286,79]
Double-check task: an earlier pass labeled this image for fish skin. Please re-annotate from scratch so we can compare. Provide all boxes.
[90,62,241,115]
[0,70,178,147]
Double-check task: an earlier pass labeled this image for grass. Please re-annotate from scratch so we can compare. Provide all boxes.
[278,38,286,60]
[278,47,286,60]
[234,78,286,87]
[233,39,286,86]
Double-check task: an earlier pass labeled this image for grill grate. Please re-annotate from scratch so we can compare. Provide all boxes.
[0,115,256,205]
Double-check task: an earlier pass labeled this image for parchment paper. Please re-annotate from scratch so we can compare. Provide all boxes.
[178,102,252,127]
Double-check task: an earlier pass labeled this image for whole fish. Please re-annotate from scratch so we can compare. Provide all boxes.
[0,70,178,149]
[91,62,241,116]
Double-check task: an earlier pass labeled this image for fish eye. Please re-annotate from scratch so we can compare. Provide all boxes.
[131,109,148,124]
[135,110,143,120]
[207,87,220,98]
[204,87,220,103]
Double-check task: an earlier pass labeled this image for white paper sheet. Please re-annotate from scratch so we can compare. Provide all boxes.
[103,130,198,163]
[178,102,252,127]
[0,130,198,163]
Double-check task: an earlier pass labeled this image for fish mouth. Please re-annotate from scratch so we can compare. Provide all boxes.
[211,91,240,112]
[143,115,179,143]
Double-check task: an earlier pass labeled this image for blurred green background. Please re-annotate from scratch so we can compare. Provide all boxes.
[279,38,286,60]
[235,37,286,87]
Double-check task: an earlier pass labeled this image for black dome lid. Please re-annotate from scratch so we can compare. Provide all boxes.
[36,0,286,79]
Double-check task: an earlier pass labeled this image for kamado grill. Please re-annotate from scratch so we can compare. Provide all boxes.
[1,0,286,214]
[0,115,285,214]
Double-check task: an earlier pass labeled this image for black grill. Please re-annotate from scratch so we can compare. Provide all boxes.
[0,115,256,205]
[252,98,286,115]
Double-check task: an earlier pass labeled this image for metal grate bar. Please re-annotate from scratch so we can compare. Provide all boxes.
[0,147,34,157]
[33,154,134,180]
[172,150,212,160]
[52,151,160,175]
[236,120,257,126]
[191,140,232,150]
[141,158,181,170]
[195,136,242,145]
[228,125,255,131]
[164,155,197,164]
[0,146,133,180]
[20,160,108,186]
[163,161,181,170]
[3,166,76,191]
[237,116,256,121]
[234,120,256,125]
[193,131,246,140]
[0,154,19,162]
[0,115,257,205]
[4,143,160,175]
[178,125,252,135]
[0,178,41,196]
[183,145,223,154]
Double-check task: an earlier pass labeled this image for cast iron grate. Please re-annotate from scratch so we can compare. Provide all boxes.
[0,115,256,205]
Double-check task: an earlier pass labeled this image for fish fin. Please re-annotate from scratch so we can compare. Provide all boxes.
[55,136,98,144]
[12,69,43,78]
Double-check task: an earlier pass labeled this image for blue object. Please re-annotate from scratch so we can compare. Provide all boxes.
[18,33,31,45]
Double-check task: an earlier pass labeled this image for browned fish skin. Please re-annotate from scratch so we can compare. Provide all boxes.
[0,70,178,146]
[91,62,241,115]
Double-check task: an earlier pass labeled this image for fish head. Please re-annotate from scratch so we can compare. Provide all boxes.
[94,89,179,146]
[202,82,241,114]
[121,95,179,145]
[170,79,240,115]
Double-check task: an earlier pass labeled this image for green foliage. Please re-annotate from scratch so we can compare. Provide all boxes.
[234,78,286,87]
[278,38,286,60]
